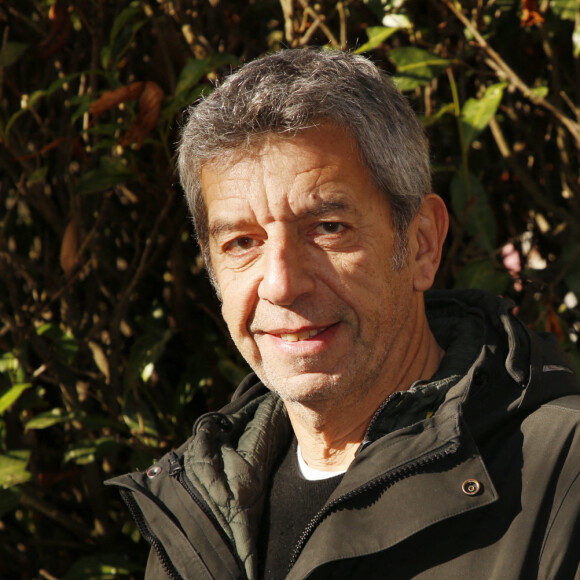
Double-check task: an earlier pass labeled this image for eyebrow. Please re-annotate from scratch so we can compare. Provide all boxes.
[303,199,354,217]
[209,220,248,240]
[208,197,359,240]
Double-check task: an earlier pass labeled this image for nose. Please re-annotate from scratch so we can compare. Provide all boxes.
[258,235,315,306]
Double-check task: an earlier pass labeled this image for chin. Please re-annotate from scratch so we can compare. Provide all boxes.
[263,374,347,405]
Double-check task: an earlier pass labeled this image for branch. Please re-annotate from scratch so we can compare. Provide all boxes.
[440,0,580,149]
[337,1,347,50]
[297,0,340,49]
[20,486,93,538]
[488,117,580,228]
[279,0,296,45]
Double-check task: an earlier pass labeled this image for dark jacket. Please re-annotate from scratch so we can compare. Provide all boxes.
[106,290,580,579]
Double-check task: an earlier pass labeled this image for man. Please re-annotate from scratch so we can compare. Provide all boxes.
[107,49,580,579]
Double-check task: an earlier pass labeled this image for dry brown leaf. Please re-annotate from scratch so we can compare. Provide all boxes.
[90,81,164,148]
[89,82,145,120]
[120,81,165,149]
[521,0,544,27]
[88,341,110,383]
[60,218,80,276]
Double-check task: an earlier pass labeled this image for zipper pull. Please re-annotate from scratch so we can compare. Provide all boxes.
[167,451,183,477]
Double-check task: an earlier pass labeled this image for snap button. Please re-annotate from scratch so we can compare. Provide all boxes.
[462,479,481,496]
[147,465,162,479]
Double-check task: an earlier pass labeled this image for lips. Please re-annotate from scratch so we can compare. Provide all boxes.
[278,327,328,342]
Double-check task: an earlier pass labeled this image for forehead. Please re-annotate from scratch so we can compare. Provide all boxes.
[202,125,359,185]
[200,125,382,222]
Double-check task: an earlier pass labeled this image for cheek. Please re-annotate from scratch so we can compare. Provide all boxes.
[338,245,393,286]
[218,272,259,337]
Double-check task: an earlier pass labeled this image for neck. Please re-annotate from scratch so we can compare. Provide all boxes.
[286,312,444,473]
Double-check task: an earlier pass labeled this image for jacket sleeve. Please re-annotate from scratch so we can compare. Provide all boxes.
[539,453,580,578]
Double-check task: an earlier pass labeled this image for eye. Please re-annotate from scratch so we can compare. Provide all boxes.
[316,222,345,235]
[224,236,260,255]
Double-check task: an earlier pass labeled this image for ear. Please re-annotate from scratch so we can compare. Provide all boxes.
[410,194,449,292]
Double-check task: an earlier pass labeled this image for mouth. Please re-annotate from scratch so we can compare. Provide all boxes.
[277,327,329,342]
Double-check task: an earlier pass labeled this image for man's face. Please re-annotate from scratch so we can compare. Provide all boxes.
[201,125,421,406]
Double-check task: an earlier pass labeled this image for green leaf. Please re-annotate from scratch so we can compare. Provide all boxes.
[122,408,159,441]
[0,351,25,384]
[460,82,507,151]
[25,408,79,431]
[0,42,28,67]
[450,172,497,253]
[0,352,17,373]
[422,102,455,127]
[109,3,142,48]
[0,383,33,415]
[174,54,238,101]
[389,47,452,91]
[102,2,146,70]
[0,450,31,489]
[175,59,215,98]
[172,355,208,411]
[27,166,49,186]
[530,86,549,99]
[122,393,160,447]
[551,0,578,20]
[63,553,143,580]
[75,156,135,195]
[64,437,118,466]
[355,26,398,53]
[37,323,79,363]
[455,260,510,294]
[5,73,82,142]
[125,328,173,389]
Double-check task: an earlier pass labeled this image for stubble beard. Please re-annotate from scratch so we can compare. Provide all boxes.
[254,323,392,413]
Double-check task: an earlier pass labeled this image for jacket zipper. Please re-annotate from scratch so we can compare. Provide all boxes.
[287,438,460,572]
[167,451,243,574]
[357,391,403,456]
[120,488,184,580]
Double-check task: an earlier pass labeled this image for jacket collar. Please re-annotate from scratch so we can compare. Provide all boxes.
[184,390,291,580]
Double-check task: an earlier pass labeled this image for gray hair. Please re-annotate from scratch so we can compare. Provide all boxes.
[178,48,431,279]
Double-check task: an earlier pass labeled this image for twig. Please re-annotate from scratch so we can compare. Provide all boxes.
[299,19,322,46]
[117,190,175,309]
[440,0,580,148]
[297,0,340,49]
[38,571,60,580]
[559,91,579,122]
[6,5,43,34]
[337,1,347,50]
[279,0,296,46]
[20,487,93,538]
[107,188,177,391]
[488,117,579,228]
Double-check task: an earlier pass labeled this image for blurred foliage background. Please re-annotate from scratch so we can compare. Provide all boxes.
[1,0,579,577]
